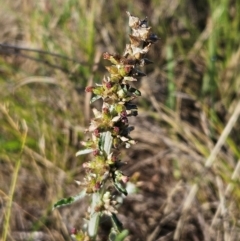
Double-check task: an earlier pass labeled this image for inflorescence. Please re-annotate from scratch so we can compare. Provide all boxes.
[80,12,158,198]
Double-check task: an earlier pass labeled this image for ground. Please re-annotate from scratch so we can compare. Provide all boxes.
[1,1,240,241]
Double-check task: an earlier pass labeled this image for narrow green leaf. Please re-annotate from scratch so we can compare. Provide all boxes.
[133,89,141,96]
[90,95,101,103]
[52,190,86,210]
[129,86,141,96]
[115,230,129,241]
[113,181,128,196]
[109,228,117,241]
[111,213,123,233]
[109,216,128,240]
[76,148,94,156]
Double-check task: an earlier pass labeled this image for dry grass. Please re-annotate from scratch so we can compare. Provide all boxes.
[1,0,240,240]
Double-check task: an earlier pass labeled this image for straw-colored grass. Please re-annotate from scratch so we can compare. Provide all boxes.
[1,0,240,240]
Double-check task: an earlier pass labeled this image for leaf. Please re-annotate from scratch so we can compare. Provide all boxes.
[92,108,102,117]
[113,181,128,196]
[115,230,129,241]
[140,58,153,66]
[53,197,74,209]
[76,148,94,156]
[123,76,137,82]
[52,190,86,210]
[109,229,129,241]
[112,115,121,122]
[132,69,146,77]
[90,95,101,103]
[126,182,138,195]
[106,65,119,75]
[111,213,123,232]
[99,131,113,155]
[133,89,141,96]
[128,86,141,96]
[88,192,101,238]
[109,214,128,241]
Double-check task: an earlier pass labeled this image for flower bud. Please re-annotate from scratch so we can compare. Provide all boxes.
[121,175,129,183]
[113,126,120,135]
[85,86,94,92]
[120,111,127,118]
[83,162,90,169]
[94,182,101,191]
[105,81,112,89]
[121,117,128,124]
[102,107,109,114]
[93,129,100,137]
[93,149,99,156]
[71,228,77,235]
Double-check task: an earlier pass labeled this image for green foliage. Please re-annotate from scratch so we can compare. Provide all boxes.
[53,190,86,210]
[109,230,129,241]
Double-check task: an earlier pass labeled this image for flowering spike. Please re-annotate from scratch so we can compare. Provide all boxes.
[72,12,158,238]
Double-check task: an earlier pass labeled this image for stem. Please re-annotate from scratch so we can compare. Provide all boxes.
[2,120,27,241]
[79,12,158,240]
[88,192,101,238]
[88,131,113,239]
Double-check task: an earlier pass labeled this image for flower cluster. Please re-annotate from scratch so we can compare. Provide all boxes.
[79,11,158,208]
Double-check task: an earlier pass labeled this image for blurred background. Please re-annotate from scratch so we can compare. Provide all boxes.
[1,0,240,240]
